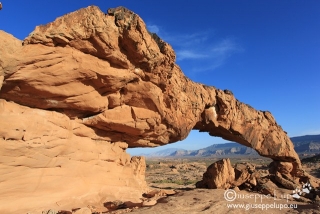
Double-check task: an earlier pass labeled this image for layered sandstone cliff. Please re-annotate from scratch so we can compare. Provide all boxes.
[0,6,311,213]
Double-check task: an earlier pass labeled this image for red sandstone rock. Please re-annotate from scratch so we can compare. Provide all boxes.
[233,163,254,187]
[0,5,311,212]
[0,102,148,212]
[73,207,92,214]
[1,6,302,164]
[196,159,235,189]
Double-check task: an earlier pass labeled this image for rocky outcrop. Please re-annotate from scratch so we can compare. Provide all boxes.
[196,159,258,190]
[0,5,312,212]
[0,99,147,213]
[195,159,235,189]
[197,159,320,201]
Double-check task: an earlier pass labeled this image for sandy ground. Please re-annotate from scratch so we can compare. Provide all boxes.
[123,157,319,214]
[39,157,320,214]
[131,188,320,214]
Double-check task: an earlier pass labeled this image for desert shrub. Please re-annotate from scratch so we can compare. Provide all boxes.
[151,179,197,185]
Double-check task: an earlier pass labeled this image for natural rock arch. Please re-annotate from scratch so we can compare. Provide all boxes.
[18,6,301,167]
[0,5,312,213]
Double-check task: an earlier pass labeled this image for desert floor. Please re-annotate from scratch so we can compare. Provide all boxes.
[107,156,320,214]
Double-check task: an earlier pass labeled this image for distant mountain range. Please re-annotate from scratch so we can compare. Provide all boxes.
[291,135,320,153]
[145,134,320,157]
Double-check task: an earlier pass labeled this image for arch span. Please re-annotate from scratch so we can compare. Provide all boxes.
[1,6,302,177]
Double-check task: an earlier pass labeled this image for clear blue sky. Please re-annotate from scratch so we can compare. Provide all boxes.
[1,1,319,155]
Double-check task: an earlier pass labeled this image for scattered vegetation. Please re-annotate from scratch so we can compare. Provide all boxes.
[301,153,320,163]
[151,179,197,186]
[145,157,275,189]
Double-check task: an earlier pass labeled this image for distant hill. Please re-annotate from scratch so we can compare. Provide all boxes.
[166,143,258,157]
[291,135,320,153]
[146,148,184,157]
[145,134,320,157]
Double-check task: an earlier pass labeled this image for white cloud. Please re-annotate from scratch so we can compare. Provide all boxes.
[176,50,208,60]
[147,24,160,34]
[211,39,242,57]
[175,37,243,72]
[164,32,210,46]
[145,23,243,72]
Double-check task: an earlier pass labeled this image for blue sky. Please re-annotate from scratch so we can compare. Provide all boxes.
[1,1,319,155]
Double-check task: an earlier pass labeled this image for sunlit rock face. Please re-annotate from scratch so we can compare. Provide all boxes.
[0,5,307,213]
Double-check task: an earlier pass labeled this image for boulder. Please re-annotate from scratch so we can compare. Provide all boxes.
[196,159,235,189]
[274,172,298,190]
[233,163,253,187]
[258,180,278,196]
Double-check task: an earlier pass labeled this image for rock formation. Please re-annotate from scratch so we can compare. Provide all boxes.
[0,5,313,213]
[196,158,320,202]
[196,159,235,189]
[196,159,262,190]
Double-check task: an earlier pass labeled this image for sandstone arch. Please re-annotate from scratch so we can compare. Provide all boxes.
[0,6,311,213]
[15,5,301,170]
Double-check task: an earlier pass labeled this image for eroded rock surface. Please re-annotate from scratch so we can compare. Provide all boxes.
[196,159,235,189]
[0,5,311,213]
[197,158,320,203]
